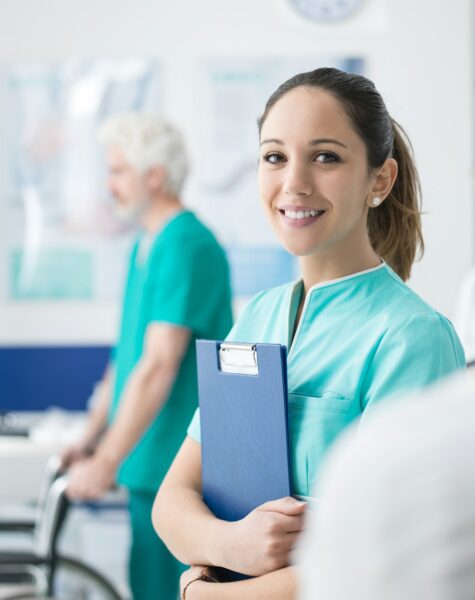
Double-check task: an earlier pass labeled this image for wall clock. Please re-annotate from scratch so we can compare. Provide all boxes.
[287,0,365,23]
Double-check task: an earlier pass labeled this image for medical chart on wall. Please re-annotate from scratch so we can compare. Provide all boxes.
[194,57,364,297]
[0,57,364,307]
[2,60,162,302]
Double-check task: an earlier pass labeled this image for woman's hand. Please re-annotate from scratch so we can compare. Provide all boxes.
[180,566,215,600]
[224,497,307,576]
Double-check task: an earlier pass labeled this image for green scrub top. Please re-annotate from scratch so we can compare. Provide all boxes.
[111,211,233,493]
[188,262,465,497]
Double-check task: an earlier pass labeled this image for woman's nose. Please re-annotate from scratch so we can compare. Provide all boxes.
[283,163,313,197]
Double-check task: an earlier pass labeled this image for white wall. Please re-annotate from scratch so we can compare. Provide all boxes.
[0,0,472,343]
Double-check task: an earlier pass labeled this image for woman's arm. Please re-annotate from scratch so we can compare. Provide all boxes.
[181,566,297,600]
[153,437,306,576]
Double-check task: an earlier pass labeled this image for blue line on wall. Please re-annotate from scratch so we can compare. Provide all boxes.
[0,346,111,412]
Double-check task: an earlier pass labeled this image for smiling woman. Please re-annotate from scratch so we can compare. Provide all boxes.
[152,68,465,600]
[257,70,420,283]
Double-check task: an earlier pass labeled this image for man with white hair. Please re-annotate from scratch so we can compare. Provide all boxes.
[62,113,233,599]
[299,370,475,600]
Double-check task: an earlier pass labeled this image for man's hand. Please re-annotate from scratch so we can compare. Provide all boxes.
[59,441,91,471]
[66,454,116,500]
[223,497,307,576]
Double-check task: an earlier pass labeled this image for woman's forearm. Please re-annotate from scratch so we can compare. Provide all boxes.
[154,482,232,567]
[154,438,305,575]
[153,437,235,567]
[188,567,297,600]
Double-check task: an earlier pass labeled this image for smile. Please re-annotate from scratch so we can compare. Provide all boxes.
[284,209,324,219]
[278,207,326,228]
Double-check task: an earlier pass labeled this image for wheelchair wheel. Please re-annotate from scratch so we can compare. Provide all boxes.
[52,555,124,600]
[0,555,124,599]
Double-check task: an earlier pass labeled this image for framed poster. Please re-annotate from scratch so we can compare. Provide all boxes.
[1,59,162,302]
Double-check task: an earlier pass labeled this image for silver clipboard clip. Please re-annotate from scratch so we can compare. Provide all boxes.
[219,342,259,375]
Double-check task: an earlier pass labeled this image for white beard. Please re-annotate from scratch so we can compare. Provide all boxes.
[113,198,150,224]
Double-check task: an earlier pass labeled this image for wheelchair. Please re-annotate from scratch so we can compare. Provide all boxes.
[0,457,124,599]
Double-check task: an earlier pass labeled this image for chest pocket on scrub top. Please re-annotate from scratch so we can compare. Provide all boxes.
[287,391,353,497]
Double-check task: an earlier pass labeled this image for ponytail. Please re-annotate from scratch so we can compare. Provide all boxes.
[367,119,424,281]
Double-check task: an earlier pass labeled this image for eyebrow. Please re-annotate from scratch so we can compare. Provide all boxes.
[260,137,348,149]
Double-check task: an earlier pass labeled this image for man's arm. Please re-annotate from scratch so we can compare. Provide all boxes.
[182,566,297,600]
[60,364,113,469]
[153,437,306,576]
[67,322,191,499]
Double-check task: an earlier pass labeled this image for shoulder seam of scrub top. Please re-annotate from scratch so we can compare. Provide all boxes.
[382,266,451,317]
[141,211,191,260]
[158,209,192,235]
[151,218,220,263]
[236,279,301,321]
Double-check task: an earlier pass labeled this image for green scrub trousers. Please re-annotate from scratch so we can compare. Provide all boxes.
[129,491,186,600]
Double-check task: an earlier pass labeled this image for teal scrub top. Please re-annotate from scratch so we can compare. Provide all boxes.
[111,211,233,493]
[188,262,465,497]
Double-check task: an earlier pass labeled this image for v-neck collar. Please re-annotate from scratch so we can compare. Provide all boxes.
[135,210,191,267]
[287,261,387,355]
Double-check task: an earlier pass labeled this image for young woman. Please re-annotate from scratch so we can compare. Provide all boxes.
[152,68,466,600]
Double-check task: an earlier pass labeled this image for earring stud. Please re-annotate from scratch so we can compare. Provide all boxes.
[371,197,382,207]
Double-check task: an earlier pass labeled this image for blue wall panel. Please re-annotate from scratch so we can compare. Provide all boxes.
[0,346,111,412]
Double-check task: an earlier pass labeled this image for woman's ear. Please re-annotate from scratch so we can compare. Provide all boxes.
[368,158,398,207]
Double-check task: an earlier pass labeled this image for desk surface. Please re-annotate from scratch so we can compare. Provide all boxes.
[0,437,60,503]
[0,413,86,503]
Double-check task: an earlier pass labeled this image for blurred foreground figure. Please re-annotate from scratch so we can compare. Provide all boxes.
[455,267,475,364]
[300,371,475,600]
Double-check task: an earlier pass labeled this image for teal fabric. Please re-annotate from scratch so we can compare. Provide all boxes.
[188,263,465,497]
[128,491,186,600]
[110,210,233,492]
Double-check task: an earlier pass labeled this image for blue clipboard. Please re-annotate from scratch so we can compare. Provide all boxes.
[196,339,292,579]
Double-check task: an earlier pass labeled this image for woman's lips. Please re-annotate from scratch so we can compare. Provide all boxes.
[278,208,325,229]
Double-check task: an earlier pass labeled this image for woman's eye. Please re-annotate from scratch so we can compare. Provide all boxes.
[315,152,340,164]
[263,152,285,165]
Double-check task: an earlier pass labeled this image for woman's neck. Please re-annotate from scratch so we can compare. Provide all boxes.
[299,244,381,293]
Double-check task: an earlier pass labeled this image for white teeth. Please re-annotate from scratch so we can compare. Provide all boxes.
[284,209,322,219]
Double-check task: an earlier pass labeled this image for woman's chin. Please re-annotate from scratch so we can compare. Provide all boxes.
[278,238,320,258]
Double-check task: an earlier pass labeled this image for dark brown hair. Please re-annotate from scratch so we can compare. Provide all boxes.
[257,67,423,281]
